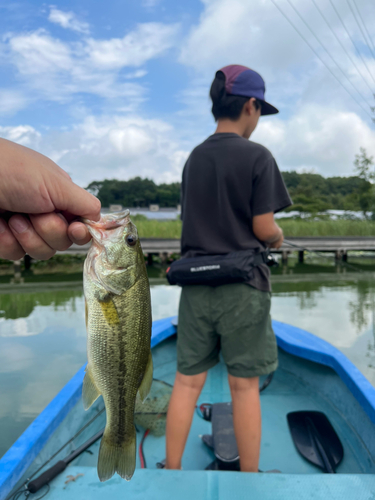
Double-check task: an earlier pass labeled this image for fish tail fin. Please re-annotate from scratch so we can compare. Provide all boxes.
[97,427,136,482]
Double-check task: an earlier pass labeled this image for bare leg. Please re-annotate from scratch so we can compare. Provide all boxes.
[165,370,207,469]
[228,374,261,472]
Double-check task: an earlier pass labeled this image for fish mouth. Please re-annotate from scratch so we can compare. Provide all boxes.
[82,210,132,243]
[82,209,130,227]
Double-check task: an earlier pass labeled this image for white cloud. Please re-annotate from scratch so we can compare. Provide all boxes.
[179,0,308,73]
[0,115,189,186]
[85,23,179,69]
[9,29,72,76]
[63,115,189,185]
[125,70,148,79]
[3,22,178,105]
[252,104,375,177]
[0,124,41,147]
[178,0,375,117]
[48,7,90,34]
[0,90,28,115]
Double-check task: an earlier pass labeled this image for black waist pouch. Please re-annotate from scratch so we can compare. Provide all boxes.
[166,250,268,287]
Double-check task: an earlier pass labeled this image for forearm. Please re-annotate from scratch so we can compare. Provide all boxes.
[252,212,284,249]
[262,224,282,244]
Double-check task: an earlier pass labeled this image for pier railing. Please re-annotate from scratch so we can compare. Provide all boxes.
[55,236,375,264]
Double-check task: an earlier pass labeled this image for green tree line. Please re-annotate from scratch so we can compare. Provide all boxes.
[86,149,374,214]
[282,172,370,212]
[86,173,370,212]
[284,148,374,214]
[86,178,181,208]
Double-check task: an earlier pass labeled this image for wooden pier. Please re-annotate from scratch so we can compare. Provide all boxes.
[278,236,375,263]
[56,236,375,264]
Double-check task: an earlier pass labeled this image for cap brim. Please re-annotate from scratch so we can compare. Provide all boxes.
[259,100,279,115]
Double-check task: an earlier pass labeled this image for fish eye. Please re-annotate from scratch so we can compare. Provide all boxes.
[126,234,137,247]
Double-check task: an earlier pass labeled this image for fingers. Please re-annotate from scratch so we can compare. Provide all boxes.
[8,215,56,260]
[0,213,92,261]
[67,221,92,245]
[52,176,101,222]
[29,213,72,251]
[268,240,282,249]
[0,218,25,260]
[267,235,283,249]
[273,238,284,249]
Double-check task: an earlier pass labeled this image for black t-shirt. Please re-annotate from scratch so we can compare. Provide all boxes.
[180,133,292,292]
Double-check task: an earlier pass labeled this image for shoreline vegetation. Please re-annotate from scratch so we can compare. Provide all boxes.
[131,216,375,239]
[86,151,375,215]
[1,217,375,275]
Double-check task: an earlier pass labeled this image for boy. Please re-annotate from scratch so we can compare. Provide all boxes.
[166,65,292,471]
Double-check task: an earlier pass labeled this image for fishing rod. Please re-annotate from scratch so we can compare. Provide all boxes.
[282,239,365,274]
[26,429,104,494]
[7,408,105,500]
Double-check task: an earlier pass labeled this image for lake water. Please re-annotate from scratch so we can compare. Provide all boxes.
[1,259,375,458]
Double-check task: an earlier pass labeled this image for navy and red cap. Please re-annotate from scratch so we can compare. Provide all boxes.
[219,64,279,116]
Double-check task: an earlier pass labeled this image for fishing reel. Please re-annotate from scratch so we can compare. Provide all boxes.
[265,251,279,268]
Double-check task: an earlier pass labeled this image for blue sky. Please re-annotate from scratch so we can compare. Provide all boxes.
[1,0,375,186]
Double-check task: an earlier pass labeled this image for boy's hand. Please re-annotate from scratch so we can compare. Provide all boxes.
[0,138,101,261]
[253,213,284,249]
[266,229,284,249]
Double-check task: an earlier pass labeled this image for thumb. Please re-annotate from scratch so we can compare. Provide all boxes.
[53,176,101,221]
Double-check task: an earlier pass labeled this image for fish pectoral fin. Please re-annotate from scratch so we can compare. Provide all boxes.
[138,351,153,403]
[99,299,120,326]
[82,366,101,410]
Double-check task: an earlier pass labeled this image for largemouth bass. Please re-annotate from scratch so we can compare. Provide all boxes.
[82,210,152,482]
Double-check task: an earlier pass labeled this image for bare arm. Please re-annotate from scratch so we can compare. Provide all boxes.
[252,212,284,249]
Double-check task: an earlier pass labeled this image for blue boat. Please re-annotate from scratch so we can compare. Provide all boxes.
[1,317,375,500]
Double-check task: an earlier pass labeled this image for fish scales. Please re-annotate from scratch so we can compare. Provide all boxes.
[82,210,152,482]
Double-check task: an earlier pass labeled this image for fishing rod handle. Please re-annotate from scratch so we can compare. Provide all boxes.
[28,460,67,493]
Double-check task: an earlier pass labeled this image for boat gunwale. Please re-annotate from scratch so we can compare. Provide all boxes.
[1,316,375,499]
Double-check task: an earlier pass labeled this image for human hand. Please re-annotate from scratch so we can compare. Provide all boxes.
[0,138,101,261]
[267,228,284,249]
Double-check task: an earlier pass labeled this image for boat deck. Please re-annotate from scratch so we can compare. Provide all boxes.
[38,467,375,500]
[69,336,373,475]
[6,322,375,500]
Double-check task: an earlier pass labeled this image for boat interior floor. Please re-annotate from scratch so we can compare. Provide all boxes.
[18,335,375,499]
[69,336,372,476]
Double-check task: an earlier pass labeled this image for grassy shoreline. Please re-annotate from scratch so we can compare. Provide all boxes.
[134,218,375,239]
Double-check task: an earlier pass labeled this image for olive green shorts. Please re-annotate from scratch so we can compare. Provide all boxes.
[177,283,278,378]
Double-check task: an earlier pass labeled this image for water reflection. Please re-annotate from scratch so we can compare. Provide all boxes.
[348,281,375,334]
[270,275,375,385]
[0,290,83,321]
[271,277,375,336]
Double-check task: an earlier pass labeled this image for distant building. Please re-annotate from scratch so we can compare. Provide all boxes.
[109,204,123,212]
[149,204,159,212]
